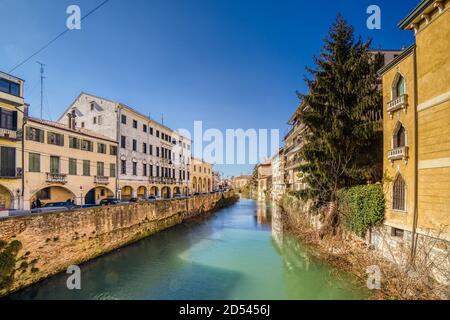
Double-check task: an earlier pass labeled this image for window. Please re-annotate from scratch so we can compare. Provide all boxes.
[98,115,103,125]
[393,175,406,211]
[121,160,126,175]
[50,156,60,174]
[394,124,406,149]
[90,102,95,111]
[121,115,127,124]
[83,160,90,176]
[396,76,405,98]
[97,143,106,154]
[93,117,97,125]
[97,162,105,177]
[81,122,85,128]
[69,137,80,149]
[143,124,147,133]
[156,147,160,157]
[0,109,18,130]
[143,164,147,176]
[69,158,77,175]
[156,166,160,177]
[133,120,138,129]
[110,163,116,177]
[121,136,126,148]
[0,78,20,97]
[149,127,154,135]
[26,127,44,143]
[132,162,137,175]
[0,147,16,177]
[132,139,137,151]
[149,165,153,177]
[110,145,117,156]
[81,140,93,152]
[149,145,153,156]
[391,227,404,238]
[156,130,160,138]
[29,153,40,173]
[143,143,147,154]
[47,132,64,146]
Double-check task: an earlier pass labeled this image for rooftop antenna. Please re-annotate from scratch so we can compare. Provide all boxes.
[161,113,164,125]
[37,61,46,120]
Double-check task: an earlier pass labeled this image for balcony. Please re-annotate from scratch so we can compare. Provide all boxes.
[94,176,109,185]
[0,128,18,140]
[46,173,67,184]
[0,167,22,179]
[387,94,408,116]
[388,146,409,162]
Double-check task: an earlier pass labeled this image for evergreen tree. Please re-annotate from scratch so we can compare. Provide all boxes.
[297,15,383,209]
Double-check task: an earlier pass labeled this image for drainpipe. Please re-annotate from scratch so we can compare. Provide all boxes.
[410,46,419,266]
[15,103,27,210]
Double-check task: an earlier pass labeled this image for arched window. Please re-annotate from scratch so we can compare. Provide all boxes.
[393,175,406,211]
[394,124,406,148]
[394,75,405,99]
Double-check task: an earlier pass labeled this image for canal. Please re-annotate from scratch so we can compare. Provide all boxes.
[7,199,367,300]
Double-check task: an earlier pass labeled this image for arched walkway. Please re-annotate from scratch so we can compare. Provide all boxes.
[121,186,133,201]
[161,186,171,199]
[173,186,181,195]
[149,186,159,197]
[85,187,114,205]
[32,186,77,206]
[203,178,207,192]
[208,179,211,192]
[0,184,13,210]
[137,186,148,199]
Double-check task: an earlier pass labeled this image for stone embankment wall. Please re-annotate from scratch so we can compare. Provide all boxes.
[0,192,238,297]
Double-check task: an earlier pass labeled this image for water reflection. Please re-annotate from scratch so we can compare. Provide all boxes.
[7,199,366,300]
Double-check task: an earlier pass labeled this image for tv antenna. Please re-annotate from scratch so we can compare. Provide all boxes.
[37,61,46,120]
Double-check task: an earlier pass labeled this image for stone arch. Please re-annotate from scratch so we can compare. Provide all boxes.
[161,186,171,199]
[32,186,77,206]
[0,184,14,210]
[149,186,159,197]
[393,173,406,211]
[85,187,114,205]
[173,186,181,195]
[392,121,407,149]
[137,186,148,199]
[121,186,133,201]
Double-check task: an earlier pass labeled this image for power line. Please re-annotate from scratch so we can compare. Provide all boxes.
[8,0,111,73]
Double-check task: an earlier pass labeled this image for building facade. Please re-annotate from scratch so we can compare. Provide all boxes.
[271,148,285,201]
[24,118,117,208]
[191,158,213,193]
[0,72,26,210]
[58,93,192,200]
[257,161,272,202]
[378,0,449,282]
[231,175,252,191]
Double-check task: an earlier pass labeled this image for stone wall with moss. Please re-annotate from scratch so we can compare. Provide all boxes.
[0,192,238,297]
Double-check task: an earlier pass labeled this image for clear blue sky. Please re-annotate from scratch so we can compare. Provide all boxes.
[0,0,418,177]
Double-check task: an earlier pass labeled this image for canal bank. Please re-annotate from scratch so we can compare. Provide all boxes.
[5,199,367,300]
[0,192,238,297]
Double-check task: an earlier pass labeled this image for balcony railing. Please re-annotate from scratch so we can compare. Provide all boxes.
[46,173,67,184]
[94,176,109,185]
[0,128,18,140]
[0,167,22,179]
[387,94,408,115]
[388,146,409,162]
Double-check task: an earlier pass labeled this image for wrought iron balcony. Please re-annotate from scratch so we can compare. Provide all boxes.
[388,146,409,162]
[46,173,68,184]
[0,167,22,179]
[94,176,109,185]
[387,94,408,115]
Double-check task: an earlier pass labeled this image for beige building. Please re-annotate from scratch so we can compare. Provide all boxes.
[24,117,117,208]
[191,158,213,193]
[257,161,272,201]
[0,71,26,210]
[231,175,252,191]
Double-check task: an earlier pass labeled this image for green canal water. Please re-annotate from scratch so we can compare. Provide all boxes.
[7,199,367,300]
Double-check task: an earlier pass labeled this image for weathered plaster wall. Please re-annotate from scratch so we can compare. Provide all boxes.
[0,191,237,297]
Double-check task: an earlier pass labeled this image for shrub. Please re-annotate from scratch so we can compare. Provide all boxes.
[338,184,385,237]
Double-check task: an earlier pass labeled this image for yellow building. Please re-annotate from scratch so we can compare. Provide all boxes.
[191,158,213,193]
[23,118,117,208]
[379,0,449,278]
[0,71,26,210]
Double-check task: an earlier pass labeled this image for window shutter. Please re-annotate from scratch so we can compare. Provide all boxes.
[12,111,18,130]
